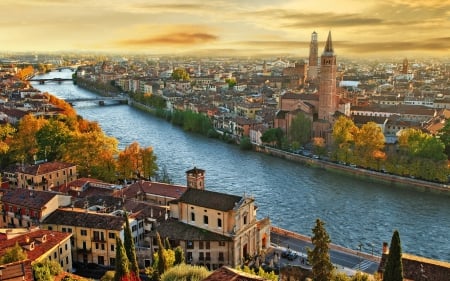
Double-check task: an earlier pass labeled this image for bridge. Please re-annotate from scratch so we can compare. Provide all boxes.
[28,78,73,84]
[64,97,129,106]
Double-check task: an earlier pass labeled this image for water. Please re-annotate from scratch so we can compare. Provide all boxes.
[32,70,450,262]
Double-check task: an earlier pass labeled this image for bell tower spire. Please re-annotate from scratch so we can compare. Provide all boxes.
[323,31,334,54]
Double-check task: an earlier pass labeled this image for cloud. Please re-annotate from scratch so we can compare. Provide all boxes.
[339,37,450,53]
[117,32,218,47]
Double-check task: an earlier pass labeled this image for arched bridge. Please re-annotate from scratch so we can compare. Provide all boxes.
[28,78,73,84]
[64,97,129,106]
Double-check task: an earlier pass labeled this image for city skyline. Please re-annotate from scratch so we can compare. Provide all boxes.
[1,0,449,58]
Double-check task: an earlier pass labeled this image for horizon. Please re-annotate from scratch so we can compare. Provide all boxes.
[1,0,449,59]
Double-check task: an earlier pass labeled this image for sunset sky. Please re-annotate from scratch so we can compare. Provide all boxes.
[1,0,449,58]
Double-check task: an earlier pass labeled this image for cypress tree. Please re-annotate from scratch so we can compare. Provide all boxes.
[383,230,404,281]
[156,232,168,275]
[174,246,185,265]
[307,218,333,281]
[124,216,140,277]
[115,236,130,281]
[164,237,171,250]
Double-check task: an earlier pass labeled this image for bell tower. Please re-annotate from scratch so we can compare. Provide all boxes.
[402,58,408,74]
[186,167,205,190]
[318,31,337,121]
[308,31,319,82]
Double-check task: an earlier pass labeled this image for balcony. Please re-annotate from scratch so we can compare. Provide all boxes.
[76,248,92,254]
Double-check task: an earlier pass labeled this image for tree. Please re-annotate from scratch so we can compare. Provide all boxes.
[160,264,210,281]
[36,118,73,161]
[0,242,27,264]
[115,236,130,281]
[174,246,185,265]
[383,230,403,281]
[353,122,385,168]
[156,232,168,276]
[239,136,253,150]
[438,119,450,158]
[260,128,284,148]
[9,114,47,163]
[171,68,190,81]
[332,116,357,162]
[0,123,15,154]
[124,216,139,277]
[288,112,312,145]
[307,219,333,281]
[117,142,158,180]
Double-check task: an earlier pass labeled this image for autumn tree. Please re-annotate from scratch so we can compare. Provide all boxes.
[171,68,190,81]
[0,123,15,154]
[353,122,385,168]
[307,218,333,281]
[9,114,47,163]
[124,216,139,277]
[160,264,210,281]
[35,118,73,161]
[332,116,357,163]
[312,137,327,157]
[117,142,158,181]
[382,230,403,281]
[288,112,312,146]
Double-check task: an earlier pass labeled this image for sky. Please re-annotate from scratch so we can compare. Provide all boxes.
[1,0,449,58]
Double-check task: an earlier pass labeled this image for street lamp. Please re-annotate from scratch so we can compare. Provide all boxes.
[357,242,363,271]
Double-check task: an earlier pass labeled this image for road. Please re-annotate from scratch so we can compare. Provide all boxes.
[270,227,380,275]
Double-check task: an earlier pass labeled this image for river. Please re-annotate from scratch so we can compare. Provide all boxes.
[31,70,450,262]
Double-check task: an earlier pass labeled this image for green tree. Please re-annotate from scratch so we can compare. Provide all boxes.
[261,128,284,148]
[157,232,168,276]
[36,118,73,161]
[33,263,52,281]
[288,112,312,146]
[124,216,139,277]
[239,136,253,150]
[174,246,185,265]
[171,68,190,81]
[225,78,237,89]
[307,219,333,281]
[0,242,27,264]
[438,119,450,158]
[115,236,130,281]
[382,230,403,281]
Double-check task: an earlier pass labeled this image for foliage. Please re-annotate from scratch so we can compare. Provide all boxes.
[117,142,158,180]
[438,119,450,158]
[0,242,27,265]
[33,262,52,281]
[288,112,312,145]
[124,216,139,277]
[239,136,253,150]
[382,230,403,281]
[130,93,166,109]
[160,264,210,281]
[353,122,385,168]
[174,246,185,265]
[164,237,171,250]
[225,78,237,89]
[238,265,277,281]
[115,236,130,281]
[307,218,333,281]
[260,128,284,148]
[101,271,116,281]
[332,116,357,162]
[32,258,63,281]
[0,123,15,154]
[312,137,327,156]
[157,232,168,275]
[36,118,73,161]
[171,68,190,81]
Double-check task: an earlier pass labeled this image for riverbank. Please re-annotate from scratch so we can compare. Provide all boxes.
[257,145,450,195]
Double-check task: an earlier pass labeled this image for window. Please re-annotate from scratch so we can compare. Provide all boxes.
[203,215,208,225]
[187,252,193,263]
[111,244,115,251]
[68,228,72,233]
[110,258,116,266]
[199,252,204,261]
[62,227,67,232]
[243,215,247,225]
[109,232,115,239]
[81,229,87,236]
[191,212,195,221]
[101,244,105,250]
[96,243,99,250]
[205,241,210,249]
[206,252,211,261]
[217,218,222,228]
[219,241,225,247]
[66,256,69,264]
[199,241,204,249]
[218,252,224,261]
[132,225,137,232]
[48,226,53,230]
[187,240,193,249]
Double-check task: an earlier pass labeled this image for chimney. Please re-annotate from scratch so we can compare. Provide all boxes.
[382,242,389,254]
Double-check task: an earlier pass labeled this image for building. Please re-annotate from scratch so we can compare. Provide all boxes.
[152,186,271,270]
[307,31,319,82]
[0,228,73,274]
[41,208,131,267]
[6,161,77,191]
[1,188,71,228]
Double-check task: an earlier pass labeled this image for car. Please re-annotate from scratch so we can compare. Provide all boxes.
[312,155,319,159]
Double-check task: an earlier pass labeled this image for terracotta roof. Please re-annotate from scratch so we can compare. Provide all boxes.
[2,188,59,209]
[20,161,76,176]
[174,188,242,211]
[202,266,270,281]
[0,229,71,262]
[124,180,187,199]
[151,219,232,241]
[42,208,125,231]
[0,260,33,280]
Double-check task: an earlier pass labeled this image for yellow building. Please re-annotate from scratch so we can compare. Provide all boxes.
[11,161,77,191]
[41,208,133,267]
[153,188,271,270]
